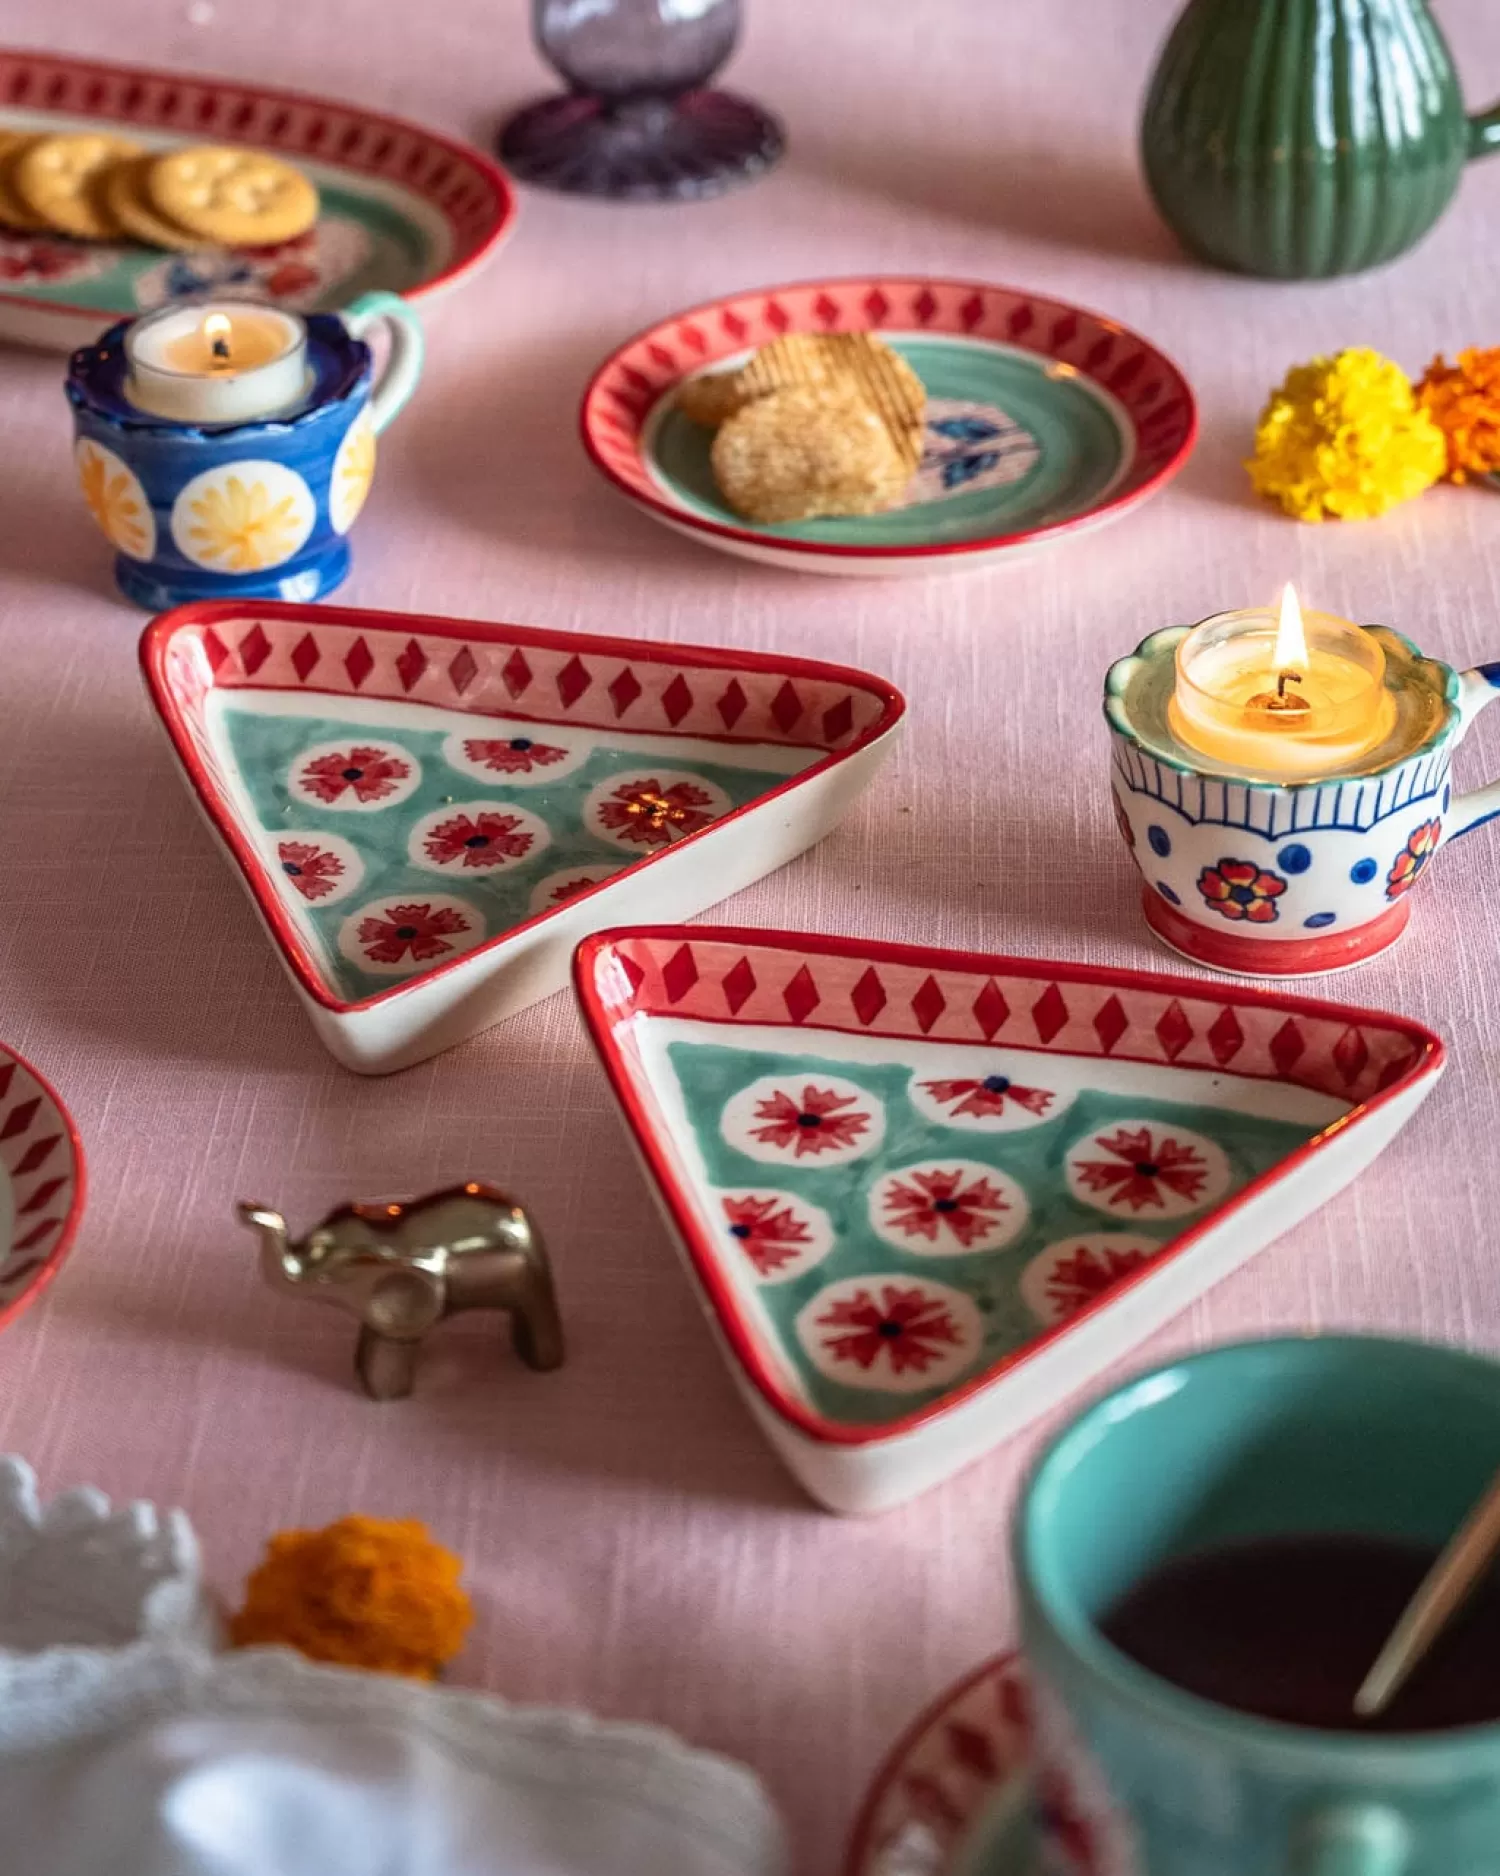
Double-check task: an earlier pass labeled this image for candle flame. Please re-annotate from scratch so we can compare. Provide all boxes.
[202,311,232,366]
[1274,583,1309,673]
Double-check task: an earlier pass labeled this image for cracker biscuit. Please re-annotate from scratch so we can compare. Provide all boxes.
[0,134,57,232]
[711,385,912,524]
[14,132,141,238]
[104,153,213,252]
[679,331,926,468]
[148,145,318,246]
[821,332,926,470]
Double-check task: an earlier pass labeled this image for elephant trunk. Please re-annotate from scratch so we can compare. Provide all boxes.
[237,1202,304,1289]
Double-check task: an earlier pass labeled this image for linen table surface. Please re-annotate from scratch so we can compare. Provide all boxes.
[1,2,1498,1870]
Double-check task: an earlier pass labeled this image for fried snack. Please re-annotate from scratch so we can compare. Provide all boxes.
[148,144,319,246]
[711,385,912,523]
[103,153,212,251]
[824,332,925,470]
[14,132,141,238]
[681,331,926,469]
[0,133,46,232]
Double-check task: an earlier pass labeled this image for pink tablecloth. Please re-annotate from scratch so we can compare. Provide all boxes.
[3,2,1500,1868]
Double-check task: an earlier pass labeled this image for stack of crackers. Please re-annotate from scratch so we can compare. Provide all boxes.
[680,332,927,524]
[0,132,320,252]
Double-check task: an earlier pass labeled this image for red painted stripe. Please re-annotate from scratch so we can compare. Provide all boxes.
[1142,890,1411,976]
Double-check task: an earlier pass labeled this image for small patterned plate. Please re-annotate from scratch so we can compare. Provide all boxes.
[0,49,516,350]
[0,1042,85,1333]
[575,927,1443,1512]
[581,276,1197,576]
[844,1655,1033,1876]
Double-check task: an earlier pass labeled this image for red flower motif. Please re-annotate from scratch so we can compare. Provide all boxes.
[814,1284,964,1377]
[881,1167,1010,1248]
[0,240,85,282]
[920,1074,1053,1120]
[545,874,605,906]
[264,261,319,297]
[299,745,410,805]
[723,1195,812,1276]
[1196,858,1286,923]
[1073,1126,1207,1213]
[356,901,471,965]
[596,777,719,847]
[749,1085,871,1157]
[1112,789,1136,849]
[463,736,568,774]
[1386,818,1441,898]
[1041,1242,1154,1319]
[277,839,345,901]
[422,810,535,869]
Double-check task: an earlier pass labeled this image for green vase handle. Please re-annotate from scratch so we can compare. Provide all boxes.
[340,290,425,435]
[1291,1804,1411,1876]
[1470,97,1500,159]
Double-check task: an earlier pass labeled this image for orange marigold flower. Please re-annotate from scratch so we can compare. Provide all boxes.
[229,1515,471,1680]
[1417,347,1500,483]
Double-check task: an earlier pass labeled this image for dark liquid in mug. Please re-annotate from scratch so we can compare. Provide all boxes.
[1100,1534,1500,1732]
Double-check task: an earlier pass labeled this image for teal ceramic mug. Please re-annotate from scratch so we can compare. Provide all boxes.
[1013,1338,1500,1876]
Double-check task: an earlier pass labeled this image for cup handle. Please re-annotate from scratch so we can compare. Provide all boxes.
[1291,1803,1410,1876]
[1441,664,1500,846]
[339,290,424,435]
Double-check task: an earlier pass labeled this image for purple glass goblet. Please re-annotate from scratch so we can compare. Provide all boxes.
[499,0,784,201]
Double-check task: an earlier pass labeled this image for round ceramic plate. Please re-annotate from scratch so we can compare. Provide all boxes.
[844,1654,1035,1876]
[581,277,1197,577]
[0,1041,84,1331]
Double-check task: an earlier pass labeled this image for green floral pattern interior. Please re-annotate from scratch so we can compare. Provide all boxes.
[663,1038,1322,1427]
[648,335,1127,547]
[218,703,805,1001]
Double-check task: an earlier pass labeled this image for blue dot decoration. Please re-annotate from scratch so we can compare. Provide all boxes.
[1278,843,1312,874]
[1444,784,1452,813]
[1350,858,1378,885]
[1147,825,1171,858]
[1157,882,1181,905]
[1304,912,1338,929]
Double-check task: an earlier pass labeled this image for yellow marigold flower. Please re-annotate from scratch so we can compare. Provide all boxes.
[230,1515,471,1681]
[1246,348,1445,522]
[1417,347,1500,483]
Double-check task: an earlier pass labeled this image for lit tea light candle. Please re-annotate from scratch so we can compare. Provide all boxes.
[1167,585,1398,780]
[123,301,310,425]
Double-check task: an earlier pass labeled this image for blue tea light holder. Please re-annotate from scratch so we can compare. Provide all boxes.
[66,290,423,611]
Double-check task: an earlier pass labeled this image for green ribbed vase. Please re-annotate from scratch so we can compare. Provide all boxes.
[1141,0,1500,279]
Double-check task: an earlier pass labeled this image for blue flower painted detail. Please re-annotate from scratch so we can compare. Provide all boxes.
[930,417,1006,443]
[942,451,1001,490]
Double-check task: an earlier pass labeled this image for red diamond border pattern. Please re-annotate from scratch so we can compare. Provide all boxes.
[593,937,1433,1109]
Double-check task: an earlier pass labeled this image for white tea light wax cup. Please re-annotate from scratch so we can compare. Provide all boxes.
[124,302,311,424]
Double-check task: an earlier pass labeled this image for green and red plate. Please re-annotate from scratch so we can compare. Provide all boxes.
[581,276,1197,577]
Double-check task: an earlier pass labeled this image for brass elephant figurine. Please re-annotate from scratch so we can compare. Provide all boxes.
[239,1182,564,1401]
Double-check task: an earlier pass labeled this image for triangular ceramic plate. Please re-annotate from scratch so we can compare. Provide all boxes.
[141,604,904,1073]
[581,275,1196,577]
[0,1042,85,1335]
[574,928,1444,1513]
[0,49,515,350]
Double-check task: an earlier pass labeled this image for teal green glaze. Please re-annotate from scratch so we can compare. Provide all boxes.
[1141,0,1500,278]
[649,337,1124,546]
[0,186,425,310]
[665,1040,1316,1427]
[222,707,784,1000]
[1014,1338,1500,1876]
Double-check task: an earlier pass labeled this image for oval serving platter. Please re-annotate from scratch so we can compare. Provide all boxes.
[581,275,1197,577]
[0,49,516,349]
[0,1040,85,1332]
